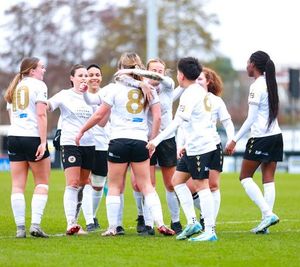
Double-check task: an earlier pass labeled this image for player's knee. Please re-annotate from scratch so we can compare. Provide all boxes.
[91,174,106,189]
[34,184,49,194]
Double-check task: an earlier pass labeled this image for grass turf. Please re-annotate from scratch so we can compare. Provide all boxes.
[0,170,299,267]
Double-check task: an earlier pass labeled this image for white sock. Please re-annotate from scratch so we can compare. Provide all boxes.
[106,195,121,228]
[82,184,94,225]
[11,193,25,227]
[117,193,124,226]
[263,182,275,218]
[192,192,201,211]
[143,199,154,227]
[211,189,221,221]
[144,191,164,227]
[92,188,103,218]
[166,190,180,223]
[64,186,79,226]
[198,188,215,233]
[241,178,272,217]
[174,183,197,225]
[31,194,48,225]
[75,186,83,221]
[133,190,144,216]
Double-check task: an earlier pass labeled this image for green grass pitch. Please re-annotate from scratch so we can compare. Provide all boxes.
[0,170,299,267]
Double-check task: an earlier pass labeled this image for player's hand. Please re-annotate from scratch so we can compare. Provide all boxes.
[225,140,236,155]
[79,83,88,93]
[146,141,156,157]
[35,142,46,161]
[177,147,186,159]
[139,82,154,102]
[75,131,84,146]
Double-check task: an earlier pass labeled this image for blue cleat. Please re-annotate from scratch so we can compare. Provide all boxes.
[251,214,279,233]
[176,222,202,240]
[256,228,270,234]
[188,232,218,242]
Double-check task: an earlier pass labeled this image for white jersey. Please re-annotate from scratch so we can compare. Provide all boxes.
[48,89,95,146]
[8,77,48,137]
[148,76,175,139]
[209,93,231,144]
[176,83,216,155]
[91,88,110,151]
[102,82,159,142]
[248,76,281,137]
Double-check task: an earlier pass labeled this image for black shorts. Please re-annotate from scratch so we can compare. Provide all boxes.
[92,150,108,176]
[8,136,50,162]
[150,137,177,167]
[243,134,283,162]
[61,145,95,170]
[176,149,217,179]
[107,138,149,163]
[209,143,223,172]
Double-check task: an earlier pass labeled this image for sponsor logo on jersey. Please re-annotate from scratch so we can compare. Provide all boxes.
[179,105,185,112]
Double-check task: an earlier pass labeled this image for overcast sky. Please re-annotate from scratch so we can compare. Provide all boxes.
[1,0,299,70]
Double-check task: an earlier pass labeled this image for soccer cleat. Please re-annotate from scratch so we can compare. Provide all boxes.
[86,223,96,232]
[101,228,117,236]
[157,225,176,236]
[30,224,49,238]
[93,217,100,229]
[138,225,155,236]
[136,215,145,233]
[16,226,26,238]
[116,226,125,235]
[251,214,279,233]
[176,222,202,240]
[188,232,218,242]
[171,221,183,234]
[256,228,270,234]
[66,224,81,235]
[76,226,88,235]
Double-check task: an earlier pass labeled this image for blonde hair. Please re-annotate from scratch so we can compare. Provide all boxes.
[118,52,145,81]
[202,67,223,96]
[4,57,40,103]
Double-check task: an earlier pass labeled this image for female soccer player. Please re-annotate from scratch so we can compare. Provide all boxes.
[5,57,50,238]
[48,64,95,235]
[226,51,282,234]
[114,59,182,235]
[183,67,234,227]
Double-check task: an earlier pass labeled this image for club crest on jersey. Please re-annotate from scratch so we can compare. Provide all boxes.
[68,156,76,163]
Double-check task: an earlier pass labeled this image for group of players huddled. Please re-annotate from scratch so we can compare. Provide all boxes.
[4,50,282,241]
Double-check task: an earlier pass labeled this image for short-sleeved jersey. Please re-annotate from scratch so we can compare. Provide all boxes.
[147,76,175,139]
[209,93,231,144]
[48,89,94,146]
[102,82,159,142]
[176,83,216,155]
[8,77,48,137]
[248,76,281,137]
[91,88,110,151]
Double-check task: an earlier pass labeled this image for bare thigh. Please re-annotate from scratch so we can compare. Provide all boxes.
[107,161,128,195]
[131,160,153,195]
[10,161,29,193]
[239,159,261,180]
